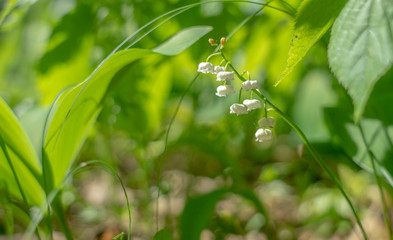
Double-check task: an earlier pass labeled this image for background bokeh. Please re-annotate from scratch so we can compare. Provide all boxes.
[0,0,391,239]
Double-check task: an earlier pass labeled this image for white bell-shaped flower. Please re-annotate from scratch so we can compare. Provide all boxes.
[255,128,273,142]
[243,99,261,111]
[217,71,235,81]
[214,66,225,74]
[229,104,248,115]
[216,85,234,97]
[241,80,258,91]
[197,62,215,74]
[258,116,275,128]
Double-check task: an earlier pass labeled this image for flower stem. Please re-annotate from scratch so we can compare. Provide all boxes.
[221,52,369,240]
[358,123,392,239]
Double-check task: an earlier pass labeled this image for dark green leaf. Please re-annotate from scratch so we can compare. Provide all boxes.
[275,0,347,86]
[153,229,173,240]
[180,189,227,240]
[328,0,393,121]
[153,26,213,56]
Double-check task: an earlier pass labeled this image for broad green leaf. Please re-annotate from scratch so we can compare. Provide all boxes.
[180,188,268,240]
[152,26,213,56]
[153,229,173,240]
[107,58,172,145]
[180,189,227,240]
[275,0,347,86]
[0,97,44,205]
[328,0,393,121]
[325,107,393,187]
[44,48,154,188]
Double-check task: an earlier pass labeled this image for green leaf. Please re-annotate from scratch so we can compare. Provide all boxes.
[275,0,347,86]
[152,26,213,56]
[180,189,227,240]
[0,97,44,205]
[325,107,393,187]
[153,229,173,240]
[44,48,154,188]
[328,0,393,121]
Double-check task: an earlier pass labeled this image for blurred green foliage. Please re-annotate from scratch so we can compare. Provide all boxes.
[0,0,393,239]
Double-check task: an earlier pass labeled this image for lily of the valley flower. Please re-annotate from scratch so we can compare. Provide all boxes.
[198,62,215,74]
[255,128,272,142]
[258,116,275,128]
[243,99,261,111]
[229,103,248,115]
[216,85,235,97]
[241,80,258,91]
[214,66,225,74]
[217,71,235,81]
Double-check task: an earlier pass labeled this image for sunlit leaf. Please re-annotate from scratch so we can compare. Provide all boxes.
[0,97,44,205]
[275,0,347,86]
[153,26,213,56]
[44,48,155,188]
[328,0,393,121]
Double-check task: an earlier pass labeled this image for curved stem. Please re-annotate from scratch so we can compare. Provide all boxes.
[221,52,369,240]
[358,123,392,239]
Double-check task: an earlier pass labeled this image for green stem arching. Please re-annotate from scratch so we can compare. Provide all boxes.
[221,52,369,240]
[358,123,392,240]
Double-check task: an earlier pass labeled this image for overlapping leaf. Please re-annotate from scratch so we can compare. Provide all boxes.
[276,0,347,86]
[0,97,44,205]
[328,0,393,121]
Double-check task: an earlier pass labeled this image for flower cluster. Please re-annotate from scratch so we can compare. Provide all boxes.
[198,38,276,143]
[255,116,275,142]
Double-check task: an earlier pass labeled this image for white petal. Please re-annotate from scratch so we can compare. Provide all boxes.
[217,71,235,81]
[243,99,261,111]
[230,104,248,115]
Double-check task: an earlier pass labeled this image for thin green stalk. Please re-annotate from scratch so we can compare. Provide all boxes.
[358,123,392,239]
[221,52,369,240]
[25,160,132,240]
[0,134,42,240]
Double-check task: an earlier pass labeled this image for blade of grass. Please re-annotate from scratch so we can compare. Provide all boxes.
[358,123,392,239]
[25,160,132,240]
[0,134,42,240]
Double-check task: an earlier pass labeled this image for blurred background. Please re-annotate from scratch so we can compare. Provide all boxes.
[0,0,391,239]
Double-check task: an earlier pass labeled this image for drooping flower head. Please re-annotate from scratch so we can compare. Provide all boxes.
[216,85,235,97]
[255,128,273,142]
[229,103,248,115]
[198,62,215,74]
[241,80,258,91]
[217,71,235,81]
[258,117,275,128]
[214,66,225,74]
[243,99,261,111]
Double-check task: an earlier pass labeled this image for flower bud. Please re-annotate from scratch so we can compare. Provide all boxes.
[214,66,225,74]
[220,37,226,46]
[258,117,275,128]
[255,128,273,142]
[209,38,215,45]
[243,99,262,111]
[217,71,234,81]
[197,62,215,74]
[216,85,235,97]
[229,104,248,115]
[241,80,258,91]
